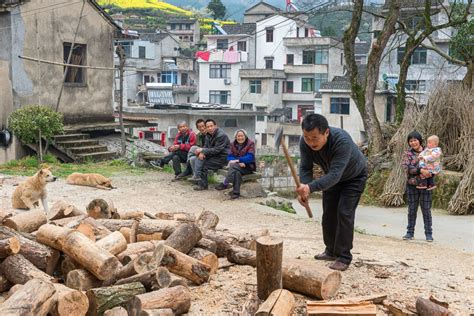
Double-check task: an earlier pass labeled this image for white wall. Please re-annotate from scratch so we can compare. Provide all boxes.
[198,62,242,109]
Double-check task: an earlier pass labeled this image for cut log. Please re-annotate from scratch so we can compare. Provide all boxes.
[61,230,121,280]
[104,306,128,316]
[96,231,128,255]
[96,219,178,238]
[127,285,191,316]
[1,254,55,284]
[36,224,73,250]
[130,220,139,243]
[256,236,283,300]
[320,293,387,305]
[188,248,219,274]
[119,227,131,243]
[161,244,211,285]
[87,198,115,219]
[118,210,145,219]
[416,297,455,316]
[6,284,23,300]
[282,259,341,300]
[307,301,376,315]
[0,237,21,258]
[203,230,236,257]
[153,267,172,289]
[382,300,414,316]
[155,211,195,222]
[80,217,112,240]
[50,215,88,228]
[241,291,260,316]
[164,222,202,254]
[196,238,217,253]
[137,232,166,242]
[256,289,295,316]
[117,241,159,262]
[227,244,257,266]
[139,309,174,316]
[168,274,188,288]
[48,200,84,220]
[115,269,161,291]
[76,222,97,241]
[240,229,270,251]
[86,282,146,316]
[0,278,56,316]
[429,295,449,309]
[0,267,12,292]
[66,269,102,291]
[61,256,81,278]
[2,209,47,233]
[51,283,89,316]
[196,210,219,231]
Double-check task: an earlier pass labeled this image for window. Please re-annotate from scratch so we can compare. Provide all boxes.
[261,133,267,146]
[209,90,230,104]
[385,95,396,122]
[170,24,176,30]
[266,28,273,42]
[304,28,309,37]
[314,73,328,91]
[265,58,273,69]
[397,47,427,64]
[209,64,231,78]
[242,103,253,110]
[63,42,86,84]
[217,39,228,49]
[120,41,132,58]
[186,24,191,30]
[181,73,188,85]
[237,41,247,51]
[302,78,314,92]
[139,46,146,59]
[257,106,266,122]
[330,97,350,114]
[161,71,177,84]
[250,80,261,94]
[274,81,279,94]
[143,75,154,84]
[224,119,237,127]
[405,80,426,91]
[190,36,193,42]
[302,50,315,64]
[286,54,294,65]
[283,81,294,93]
[288,135,300,147]
[315,45,329,64]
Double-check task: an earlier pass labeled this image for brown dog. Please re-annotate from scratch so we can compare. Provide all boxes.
[12,168,57,212]
[66,173,115,190]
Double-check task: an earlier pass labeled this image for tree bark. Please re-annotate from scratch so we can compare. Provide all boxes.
[104,306,128,316]
[86,282,146,316]
[168,273,188,288]
[118,210,145,219]
[96,231,127,255]
[188,248,219,274]
[0,266,12,292]
[196,210,219,231]
[61,256,81,278]
[66,269,102,291]
[256,289,295,316]
[50,214,88,228]
[0,237,21,258]
[117,241,159,263]
[282,259,341,300]
[155,211,195,222]
[0,278,56,316]
[164,223,202,254]
[80,217,113,239]
[416,297,455,316]
[1,254,55,284]
[96,219,178,238]
[227,244,257,266]
[196,238,217,253]
[115,268,168,291]
[36,223,73,250]
[256,236,283,300]
[48,200,84,220]
[61,231,121,280]
[161,245,211,285]
[2,210,47,233]
[127,286,191,316]
[51,283,89,316]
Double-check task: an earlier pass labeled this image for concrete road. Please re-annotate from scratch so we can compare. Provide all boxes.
[293,199,474,253]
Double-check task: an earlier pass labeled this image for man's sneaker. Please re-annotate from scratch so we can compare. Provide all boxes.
[193,185,208,191]
[150,160,163,169]
[329,261,349,271]
[229,193,240,199]
[403,233,414,240]
[426,185,437,191]
[426,235,434,242]
[314,252,337,261]
[215,183,228,191]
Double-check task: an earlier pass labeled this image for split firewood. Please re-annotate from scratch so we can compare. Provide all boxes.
[188,248,219,274]
[0,236,21,258]
[36,224,73,250]
[382,300,414,316]
[241,291,260,316]
[119,227,131,243]
[1,254,55,284]
[0,267,12,292]
[0,278,56,316]
[322,293,387,305]
[117,240,159,263]
[160,244,211,285]
[256,236,283,300]
[96,219,178,239]
[127,285,191,316]
[48,200,85,221]
[75,222,96,241]
[86,282,146,316]
[79,217,112,239]
[196,238,217,253]
[50,283,89,316]
[130,219,140,243]
[96,231,127,255]
[307,301,376,315]
[196,210,219,231]
[103,306,128,316]
[164,222,202,254]
[139,309,174,316]
[227,244,257,267]
[2,209,47,233]
[256,289,295,316]
[66,269,102,291]
[168,273,188,288]
[155,211,195,222]
[137,232,165,242]
[204,230,268,257]
[50,215,88,228]
[153,267,172,289]
[115,268,169,291]
[416,297,454,316]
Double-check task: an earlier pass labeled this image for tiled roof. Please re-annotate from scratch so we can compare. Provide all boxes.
[320,76,351,91]
[139,32,170,43]
[222,23,256,35]
[355,41,371,55]
[167,18,197,23]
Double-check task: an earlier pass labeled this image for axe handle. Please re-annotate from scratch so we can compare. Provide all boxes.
[280,139,313,218]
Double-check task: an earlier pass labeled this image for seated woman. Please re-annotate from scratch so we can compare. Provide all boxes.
[215,129,256,199]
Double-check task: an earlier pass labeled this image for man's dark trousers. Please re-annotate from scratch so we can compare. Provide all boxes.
[162,151,188,175]
[321,172,367,264]
[226,164,253,195]
[198,156,227,189]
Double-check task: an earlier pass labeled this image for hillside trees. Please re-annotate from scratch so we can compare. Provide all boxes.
[207,0,226,20]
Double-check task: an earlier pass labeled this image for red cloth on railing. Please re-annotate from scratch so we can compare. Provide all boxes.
[195,51,210,61]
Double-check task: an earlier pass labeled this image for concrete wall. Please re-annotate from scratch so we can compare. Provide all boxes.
[198,62,242,108]
[6,1,117,124]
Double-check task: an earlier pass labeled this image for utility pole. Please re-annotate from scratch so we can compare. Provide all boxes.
[115,44,126,158]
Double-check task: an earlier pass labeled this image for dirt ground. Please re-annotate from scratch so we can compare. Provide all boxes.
[1,170,473,315]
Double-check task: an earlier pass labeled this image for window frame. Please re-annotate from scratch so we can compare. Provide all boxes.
[209,90,231,104]
[286,54,294,65]
[63,42,87,85]
[274,80,279,94]
[266,28,274,42]
[302,50,315,64]
[209,64,231,78]
[216,39,229,50]
[330,97,350,115]
[301,78,314,92]
[237,41,247,51]
[250,80,262,94]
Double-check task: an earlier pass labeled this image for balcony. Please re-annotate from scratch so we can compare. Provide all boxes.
[283,37,331,47]
[284,64,327,74]
[282,92,316,102]
[240,69,286,79]
[172,85,197,94]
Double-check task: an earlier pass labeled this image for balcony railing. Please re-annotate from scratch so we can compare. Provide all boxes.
[282,92,316,102]
[284,64,327,74]
[239,69,286,79]
[172,85,197,93]
[283,37,331,47]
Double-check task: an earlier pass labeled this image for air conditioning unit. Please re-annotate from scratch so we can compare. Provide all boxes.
[167,126,178,139]
[224,79,231,85]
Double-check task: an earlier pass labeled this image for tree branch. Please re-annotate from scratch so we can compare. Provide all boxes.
[421,36,466,66]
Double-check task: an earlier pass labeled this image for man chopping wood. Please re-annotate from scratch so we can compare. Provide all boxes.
[296,114,367,271]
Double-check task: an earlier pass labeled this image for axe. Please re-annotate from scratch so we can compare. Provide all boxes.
[274,126,313,218]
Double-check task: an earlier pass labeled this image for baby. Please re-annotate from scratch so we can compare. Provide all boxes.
[417,135,442,190]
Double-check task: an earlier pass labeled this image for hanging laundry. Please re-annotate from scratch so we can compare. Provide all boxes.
[195,51,210,61]
[209,50,224,62]
[223,50,240,63]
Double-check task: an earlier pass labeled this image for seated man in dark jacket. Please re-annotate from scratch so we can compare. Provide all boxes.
[193,119,230,190]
